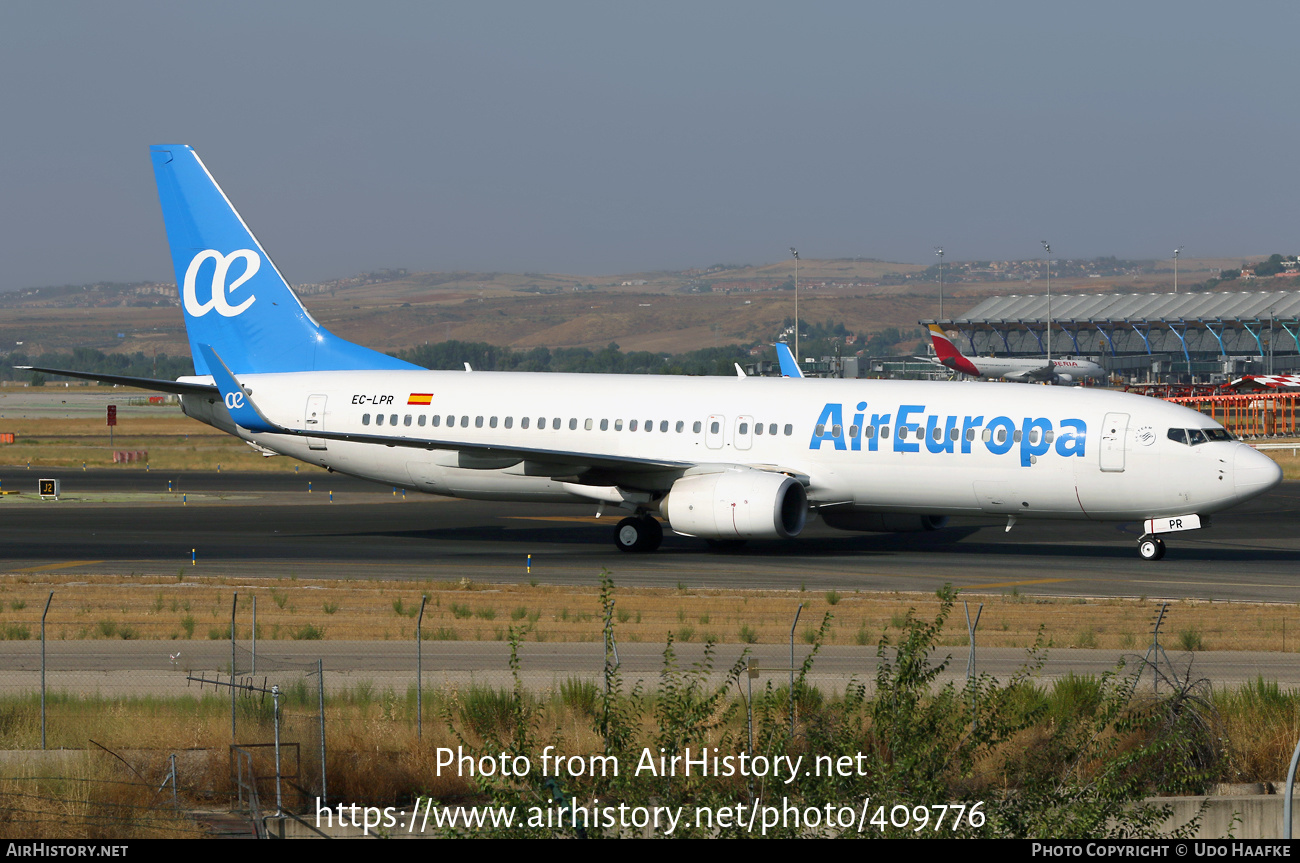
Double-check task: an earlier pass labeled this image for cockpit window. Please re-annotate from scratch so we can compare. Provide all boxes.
[1168,427,1234,446]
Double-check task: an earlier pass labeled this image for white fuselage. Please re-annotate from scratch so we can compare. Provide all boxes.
[180,371,1277,524]
[965,356,1105,382]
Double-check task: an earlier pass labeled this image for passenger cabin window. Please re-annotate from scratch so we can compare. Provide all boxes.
[475,416,484,428]
[490,416,498,428]
[739,422,750,435]
[418,415,426,427]
[504,417,513,429]
[432,415,441,427]
[615,419,624,431]
[864,425,875,439]
[644,420,652,432]
[552,418,561,430]
[521,417,530,429]
[390,414,398,426]
[693,421,702,433]
[569,418,578,430]
[585,419,593,431]
[784,424,793,436]
[710,421,719,434]
[376,414,385,426]
[460,416,469,428]
[660,420,669,433]
[756,423,765,436]
[600,419,609,431]
[897,427,908,440]
[630,420,639,431]
[362,414,371,426]
[676,421,684,433]
[880,426,890,440]
[404,415,412,427]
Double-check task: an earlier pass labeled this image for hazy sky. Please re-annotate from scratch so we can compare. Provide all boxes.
[2,1,1296,290]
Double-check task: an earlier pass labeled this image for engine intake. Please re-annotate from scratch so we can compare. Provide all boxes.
[660,470,807,540]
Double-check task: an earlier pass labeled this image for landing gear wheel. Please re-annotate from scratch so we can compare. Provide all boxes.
[614,516,662,553]
[1137,535,1166,561]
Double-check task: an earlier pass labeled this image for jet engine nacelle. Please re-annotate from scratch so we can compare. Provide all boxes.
[1055,373,1074,383]
[660,470,807,540]
[820,511,949,533]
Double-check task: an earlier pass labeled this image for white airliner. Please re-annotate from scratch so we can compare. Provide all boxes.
[21,146,1282,561]
[927,325,1107,383]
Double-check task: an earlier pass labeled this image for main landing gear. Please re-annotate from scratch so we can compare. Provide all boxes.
[1137,534,1166,561]
[614,515,663,553]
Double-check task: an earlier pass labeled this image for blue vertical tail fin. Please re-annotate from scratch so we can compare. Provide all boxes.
[773,342,804,378]
[150,145,419,376]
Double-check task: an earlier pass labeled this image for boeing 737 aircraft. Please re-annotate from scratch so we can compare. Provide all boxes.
[20,146,1282,561]
[927,325,1106,383]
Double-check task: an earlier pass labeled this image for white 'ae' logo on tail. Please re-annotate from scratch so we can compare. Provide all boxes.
[184,249,260,317]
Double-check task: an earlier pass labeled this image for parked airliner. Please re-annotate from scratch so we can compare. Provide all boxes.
[927,325,1107,383]
[20,146,1282,560]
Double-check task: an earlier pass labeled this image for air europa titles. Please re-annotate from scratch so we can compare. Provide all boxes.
[810,402,1087,468]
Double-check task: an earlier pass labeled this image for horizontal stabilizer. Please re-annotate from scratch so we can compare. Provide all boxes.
[13,366,217,397]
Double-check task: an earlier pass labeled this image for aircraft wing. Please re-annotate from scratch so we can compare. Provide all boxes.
[12,366,219,397]
[1006,362,1054,382]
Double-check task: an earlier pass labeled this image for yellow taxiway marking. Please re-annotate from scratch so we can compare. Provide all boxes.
[505,516,607,524]
[961,578,1071,589]
[7,561,105,573]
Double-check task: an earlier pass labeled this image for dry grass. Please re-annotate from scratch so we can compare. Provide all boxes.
[0,753,208,840]
[0,411,326,472]
[0,573,1295,651]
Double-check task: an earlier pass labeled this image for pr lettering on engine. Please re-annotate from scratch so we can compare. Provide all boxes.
[809,402,1086,467]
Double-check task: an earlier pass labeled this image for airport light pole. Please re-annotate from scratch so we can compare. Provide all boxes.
[935,246,945,322]
[1173,247,1182,294]
[790,247,800,363]
[1041,241,1052,370]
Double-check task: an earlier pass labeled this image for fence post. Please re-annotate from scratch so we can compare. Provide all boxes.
[41,591,53,750]
[318,658,327,805]
[416,596,428,738]
[272,684,282,815]
[251,595,257,675]
[789,604,802,735]
[964,601,983,729]
[230,592,238,740]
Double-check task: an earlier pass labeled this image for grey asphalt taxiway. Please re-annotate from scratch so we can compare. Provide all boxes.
[1,468,1297,603]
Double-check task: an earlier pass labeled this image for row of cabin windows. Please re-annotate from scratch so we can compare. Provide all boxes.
[359,414,795,437]
[811,423,1054,446]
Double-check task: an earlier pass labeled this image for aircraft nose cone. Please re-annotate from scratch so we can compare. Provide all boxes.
[1234,445,1283,500]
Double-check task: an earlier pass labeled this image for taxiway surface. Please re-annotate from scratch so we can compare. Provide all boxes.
[1,468,1297,603]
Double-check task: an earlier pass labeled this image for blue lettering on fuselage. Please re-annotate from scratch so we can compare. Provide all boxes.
[808,403,1087,465]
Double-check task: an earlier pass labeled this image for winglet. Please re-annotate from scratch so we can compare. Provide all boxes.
[773,343,804,378]
[198,344,279,433]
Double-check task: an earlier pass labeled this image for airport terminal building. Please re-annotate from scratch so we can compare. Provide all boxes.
[926,290,1300,384]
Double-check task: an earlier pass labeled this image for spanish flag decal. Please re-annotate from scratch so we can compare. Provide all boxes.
[407,393,434,405]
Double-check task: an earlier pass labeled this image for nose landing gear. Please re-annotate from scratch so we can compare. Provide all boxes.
[1137,534,1166,561]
